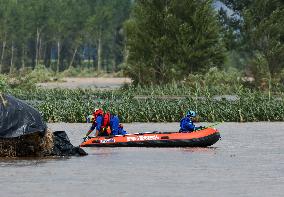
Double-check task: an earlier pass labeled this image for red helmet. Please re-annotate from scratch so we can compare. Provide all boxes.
[93,108,104,117]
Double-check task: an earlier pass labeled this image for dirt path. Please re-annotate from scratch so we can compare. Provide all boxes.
[37,77,132,89]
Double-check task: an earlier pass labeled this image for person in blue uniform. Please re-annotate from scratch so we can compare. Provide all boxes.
[110,115,127,135]
[118,123,127,135]
[84,110,128,140]
[179,110,203,132]
[84,109,104,140]
[110,115,120,135]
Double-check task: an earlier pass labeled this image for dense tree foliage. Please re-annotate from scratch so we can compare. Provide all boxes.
[244,0,284,76]
[124,0,225,84]
[219,0,284,77]
[0,0,131,73]
[0,0,283,86]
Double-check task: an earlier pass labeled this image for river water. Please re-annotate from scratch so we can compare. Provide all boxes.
[1,122,283,197]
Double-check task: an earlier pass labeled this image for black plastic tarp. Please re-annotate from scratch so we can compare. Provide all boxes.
[51,131,87,156]
[0,94,47,138]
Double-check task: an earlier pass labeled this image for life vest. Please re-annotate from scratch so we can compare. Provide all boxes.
[104,126,112,135]
[102,112,111,128]
[96,112,110,135]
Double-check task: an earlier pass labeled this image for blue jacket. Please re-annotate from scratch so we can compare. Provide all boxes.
[179,117,195,132]
[110,115,120,135]
[89,115,103,132]
[110,115,128,135]
[118,127,127,135]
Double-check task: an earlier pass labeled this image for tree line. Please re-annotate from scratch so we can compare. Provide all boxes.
[125,0,284,84]
[0,0,283,85]
[125,0,225,84]
[0,0,131,73]
[219,0,284,85]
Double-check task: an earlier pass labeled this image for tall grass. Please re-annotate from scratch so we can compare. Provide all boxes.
[3,66,284,123]
[12,87,284,123]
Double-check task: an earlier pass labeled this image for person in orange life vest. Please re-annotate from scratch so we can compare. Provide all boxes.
[84,110,128,140]
[84,109,104,139]
[99,112,126,136]
[89,111,116,137]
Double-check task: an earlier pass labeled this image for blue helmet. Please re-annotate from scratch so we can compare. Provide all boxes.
[186,110,196,117]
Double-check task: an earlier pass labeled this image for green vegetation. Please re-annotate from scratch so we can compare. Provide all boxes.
[0,0,283,86]
[1,0,283,123]
[0,68,280,123]
[124,0,225,84]
[219,0,284,80]
[0,0,131,74]
[8,86,284,123]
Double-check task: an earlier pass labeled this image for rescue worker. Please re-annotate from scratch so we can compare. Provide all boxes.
[109,114,120,135]
[84,108,104,139]
[84,110,127,140]
[108,114,128,135]
[179,110,203,132]
[118,123,127,135]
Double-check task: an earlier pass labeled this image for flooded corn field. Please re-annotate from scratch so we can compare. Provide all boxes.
[1,122,283,197]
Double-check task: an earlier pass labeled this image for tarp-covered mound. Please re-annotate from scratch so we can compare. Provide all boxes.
[0,94,87,157]
[0,94,47,138]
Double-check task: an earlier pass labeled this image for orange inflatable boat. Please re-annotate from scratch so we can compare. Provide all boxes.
[80,127,220,147]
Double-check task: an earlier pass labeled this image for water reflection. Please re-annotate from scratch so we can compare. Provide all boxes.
[86,147,118,157]
[84,146,218,157]
[180,147,217,154]
[0,157,69,167]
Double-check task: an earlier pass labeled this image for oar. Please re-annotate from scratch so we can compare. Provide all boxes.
[196,121,223,131]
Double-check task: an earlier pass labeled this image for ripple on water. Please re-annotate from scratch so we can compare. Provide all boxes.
[0,122,283,197]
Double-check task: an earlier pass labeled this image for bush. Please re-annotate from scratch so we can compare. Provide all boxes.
[3,65,63,91]
[183,67,243,94]
[249,53,271,90]
[26,64,59,83]
[0,75,10,93]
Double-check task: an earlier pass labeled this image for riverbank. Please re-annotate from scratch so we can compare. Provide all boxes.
[37,77,131,89]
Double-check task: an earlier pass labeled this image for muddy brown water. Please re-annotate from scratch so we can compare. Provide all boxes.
[1,122,283,197]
